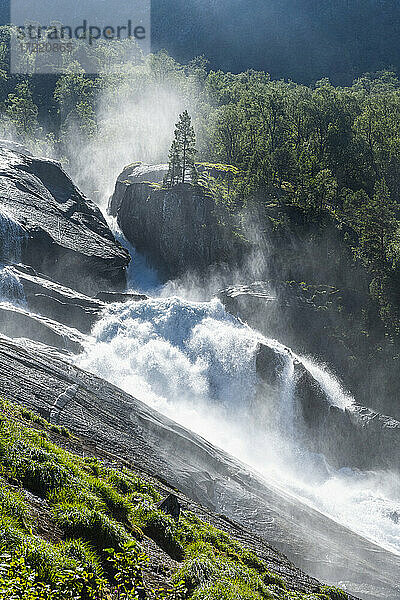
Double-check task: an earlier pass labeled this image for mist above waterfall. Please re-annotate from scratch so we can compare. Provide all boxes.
[58,55,207,207]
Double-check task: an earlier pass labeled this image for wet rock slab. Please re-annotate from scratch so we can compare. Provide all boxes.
[0,334,397,600]
[0,147,129,294]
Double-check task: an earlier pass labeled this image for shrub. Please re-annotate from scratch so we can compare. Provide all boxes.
[53,503,130,553]
[7,442,71,497]
[105,541,146,598]
[0,482,31,530]
[0,548,51,600]
[0,546,105,600]
[107,470,134,495]
[176,556,218,592]
[133,505,184,561]
[61,539,104,579]
[22,537,72,584]
[90,479,131,522]
[83,458,103,477]
[121,471,160,502]
[190,578,271,600]
[21,461,70,497]
[0,513,24,548]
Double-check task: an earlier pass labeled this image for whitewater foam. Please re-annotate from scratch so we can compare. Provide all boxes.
[76,289,400,556]
[0,208,26,307]
[0,266,25,306]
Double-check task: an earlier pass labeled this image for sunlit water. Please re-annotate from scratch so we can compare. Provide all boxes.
[75,237,400,556]
[0,209,26,306]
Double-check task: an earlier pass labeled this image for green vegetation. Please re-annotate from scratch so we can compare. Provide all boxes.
[0,400,349,599]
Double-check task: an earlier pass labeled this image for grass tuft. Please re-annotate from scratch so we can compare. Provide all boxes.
[53,502,130,553]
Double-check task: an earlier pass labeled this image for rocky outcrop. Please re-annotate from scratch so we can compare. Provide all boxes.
[255,342,288,387]
[0,303,84,353]
[109,163,244,277]
[95,291,148,303]
[219,281,345,347]
[255,342,400,472]
[0,334,396,600]
[158,494,181,521]
[0,147,130,294]
[8,264,104,332]
[0,139,32,156]
[109,162,168,217]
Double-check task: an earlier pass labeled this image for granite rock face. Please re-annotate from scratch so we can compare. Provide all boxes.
[0,303,84,353]
[108,162,168,217]
[8,264,104,332]
[0,147,130,294]
[109,163,243,278]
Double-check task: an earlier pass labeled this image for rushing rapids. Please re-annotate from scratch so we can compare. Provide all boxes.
[75,241,400,559]
[0,209,26,305]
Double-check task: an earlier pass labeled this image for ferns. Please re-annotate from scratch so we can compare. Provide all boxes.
[89,479,131,522]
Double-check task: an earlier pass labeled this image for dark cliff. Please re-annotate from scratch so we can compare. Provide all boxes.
[109,162,244,278]
[0,147,130,294]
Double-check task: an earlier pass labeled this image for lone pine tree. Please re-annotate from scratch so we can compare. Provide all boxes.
[164,110,198,187]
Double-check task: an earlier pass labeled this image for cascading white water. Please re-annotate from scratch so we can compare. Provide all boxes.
[76,281,400,556]
[0,208,25,263]
[0,208,26,306]
[0,266,25,306]
[107,216,161,294]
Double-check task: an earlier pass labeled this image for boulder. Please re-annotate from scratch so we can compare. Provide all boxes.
[0,139,32,156]
[112,176,243,277]
[108,161,237,218]
[292,361,400,471]
[253,337,400,471]
[0,148,130,294]
[0,303,84,353]
[108,161,168,217]
[158,494,181,521]
[255,342,288,387]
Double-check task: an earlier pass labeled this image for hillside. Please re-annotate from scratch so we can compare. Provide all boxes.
[0,144,397,599]
[0,399,348,600]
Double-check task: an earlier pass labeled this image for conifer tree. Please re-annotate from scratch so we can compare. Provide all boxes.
[164,140,182,187]
[164,110,197,187]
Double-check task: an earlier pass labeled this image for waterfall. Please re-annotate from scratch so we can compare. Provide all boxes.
[300,355,354,410]
[0,266,25,306]
[278,353,296,438]
[0,208,25,263]
[76,290,400,556]
[0,208,26,306]
[107,215,161,293]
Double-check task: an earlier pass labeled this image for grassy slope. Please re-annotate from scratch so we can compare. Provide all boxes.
[0,400,348,600]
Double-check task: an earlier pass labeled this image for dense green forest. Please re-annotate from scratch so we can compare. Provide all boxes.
[1,25,400,412]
